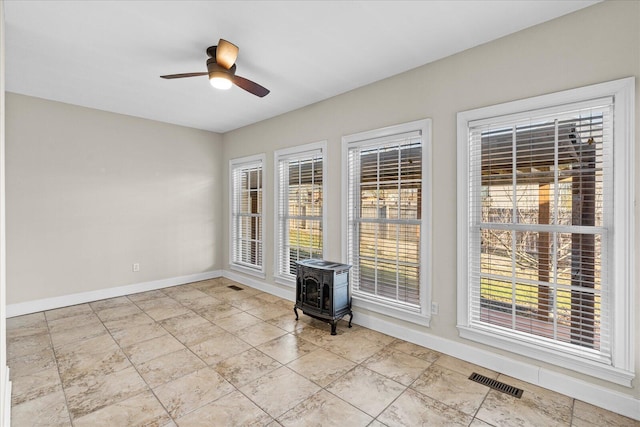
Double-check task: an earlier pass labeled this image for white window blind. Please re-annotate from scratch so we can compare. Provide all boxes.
[468,99,612,355]
[458,78,635,385]
[230,156,264,273]
[275,145,325,282]
[346,130,423,310]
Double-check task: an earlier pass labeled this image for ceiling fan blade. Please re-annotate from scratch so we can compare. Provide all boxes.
[216,39,239,69]
[233,75,270,97]
[160,72,208,79]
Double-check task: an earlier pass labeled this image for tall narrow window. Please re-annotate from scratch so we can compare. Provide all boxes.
[474,103,611,348]
[230,154,265,275]
[343,119,431,324]
[275,142,326,284]
[457,78,634,385]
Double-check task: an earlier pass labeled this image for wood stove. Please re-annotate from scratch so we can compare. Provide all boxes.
[294,259,352,335]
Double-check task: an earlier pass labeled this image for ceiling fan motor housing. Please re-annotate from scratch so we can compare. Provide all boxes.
[207,58,236,80]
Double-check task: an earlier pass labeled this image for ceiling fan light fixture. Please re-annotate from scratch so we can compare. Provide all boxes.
[208,61,235,90]
[209,74,232,90]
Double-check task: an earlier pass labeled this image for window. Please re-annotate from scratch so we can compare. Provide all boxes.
[457,78,634,385]
[274,142,326,284]
[343,119,431,324]
[230,154,265,276]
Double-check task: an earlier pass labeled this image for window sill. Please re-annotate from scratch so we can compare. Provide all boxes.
[457,325,634,387]
[352,295,431,327]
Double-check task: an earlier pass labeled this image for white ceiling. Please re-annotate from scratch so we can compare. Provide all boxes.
[4,1,598,133]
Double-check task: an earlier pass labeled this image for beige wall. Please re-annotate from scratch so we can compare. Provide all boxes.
[5,94,223,303]
[222,1,639,398]
[0,0,9,421]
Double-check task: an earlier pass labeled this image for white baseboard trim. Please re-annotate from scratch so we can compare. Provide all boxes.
[2,366,10,427]
[224,269,639,421]
[353,308,640,421]
[6,270,223,318]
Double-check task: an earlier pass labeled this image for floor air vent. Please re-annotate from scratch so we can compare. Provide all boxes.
[468,372,523,398]
[227,285,243,291]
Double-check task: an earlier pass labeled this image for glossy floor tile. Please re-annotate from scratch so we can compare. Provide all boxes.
[7,278,639,426]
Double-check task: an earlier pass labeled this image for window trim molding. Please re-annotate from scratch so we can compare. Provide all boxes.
[456,77,635,386]
[273,141,327,287]
[342,119,432,326]
[229,153,267,279]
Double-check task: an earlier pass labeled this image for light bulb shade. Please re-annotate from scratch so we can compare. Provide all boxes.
[207,61,235,90]
[210,75,232,90]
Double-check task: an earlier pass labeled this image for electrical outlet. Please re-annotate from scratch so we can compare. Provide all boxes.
[132,263,140,272]
[431,302,439,315]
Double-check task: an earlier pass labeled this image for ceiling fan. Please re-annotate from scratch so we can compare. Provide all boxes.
[160,39,269,97]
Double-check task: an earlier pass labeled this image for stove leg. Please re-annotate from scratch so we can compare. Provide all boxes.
[294,306,299,321]
[331,321,337,335]
[348,312,353,328]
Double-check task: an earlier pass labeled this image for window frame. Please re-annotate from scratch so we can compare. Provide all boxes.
[229,153,266,278]
[342,119,432,326]
[456,77,635,386]
[273,141,327,286]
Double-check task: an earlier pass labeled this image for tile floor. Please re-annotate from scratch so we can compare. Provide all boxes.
[7,278,638,426]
